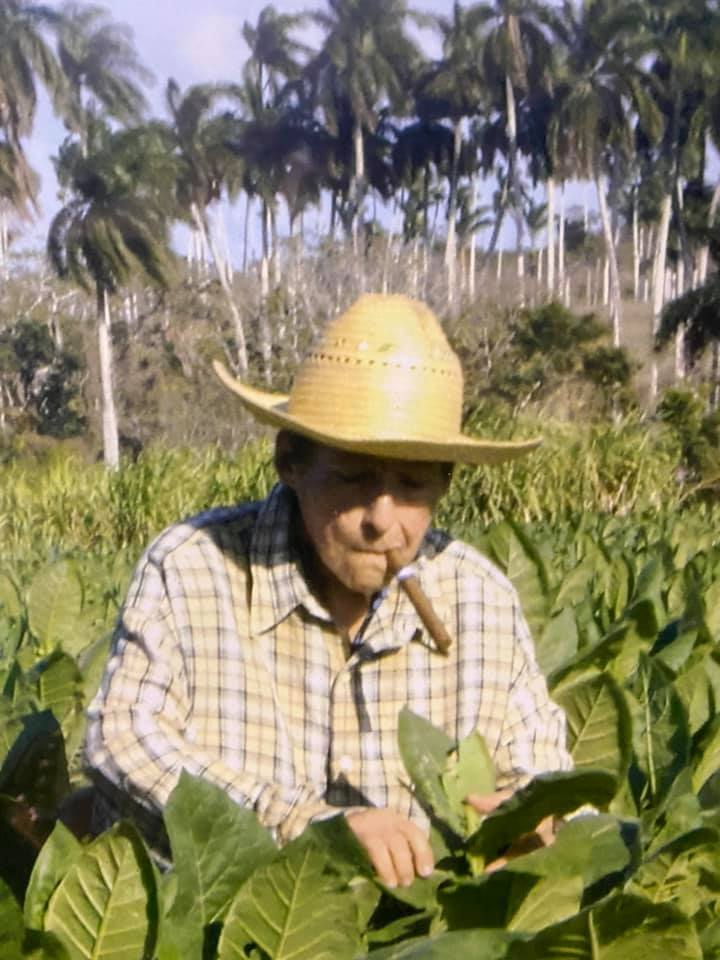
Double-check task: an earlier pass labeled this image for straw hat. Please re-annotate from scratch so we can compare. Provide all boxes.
[213,294,540,465]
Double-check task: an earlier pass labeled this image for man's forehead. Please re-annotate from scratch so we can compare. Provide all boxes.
[320,445,442,475]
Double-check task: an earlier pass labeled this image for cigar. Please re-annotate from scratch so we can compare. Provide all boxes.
[386,549,452,656]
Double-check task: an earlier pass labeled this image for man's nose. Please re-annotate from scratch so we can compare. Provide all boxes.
[362,490,398,537]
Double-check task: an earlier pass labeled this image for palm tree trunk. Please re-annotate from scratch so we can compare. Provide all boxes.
[595,174,622,347]
[546,176,555,297]
[650,194,672,403]
[98,288,120,470]
[351,119,365,258]
[632,189,640,302]
[444,118,463,309]
[558,184,566,302]
[191,202,248,373]
[468,175,478,300]
[697,182,720,286]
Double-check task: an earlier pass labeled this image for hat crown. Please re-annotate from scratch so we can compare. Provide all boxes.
[287,294,463,444]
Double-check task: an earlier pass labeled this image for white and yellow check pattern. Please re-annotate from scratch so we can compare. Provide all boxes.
[85,484,571,845]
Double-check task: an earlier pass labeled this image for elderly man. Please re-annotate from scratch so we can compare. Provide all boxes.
[85,294,570,887]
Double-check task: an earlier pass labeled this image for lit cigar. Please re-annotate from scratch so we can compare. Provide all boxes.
[386,549,452,656]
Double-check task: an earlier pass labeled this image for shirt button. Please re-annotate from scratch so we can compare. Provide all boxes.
[339,755,353,773]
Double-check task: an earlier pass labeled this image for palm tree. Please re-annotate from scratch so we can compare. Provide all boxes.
[634,0,720,393]
[56,2,152,153]
[417,1,487,304]
[48,122,178,468]
[470,0,559,283]
[0,1,65,259]
[305,0,422,256]
[242,4,310,107]
[549,0,661,348]
[164,80,248,372]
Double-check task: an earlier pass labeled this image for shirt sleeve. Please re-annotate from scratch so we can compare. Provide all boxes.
[493,597,573,790]
[84,554,337,845]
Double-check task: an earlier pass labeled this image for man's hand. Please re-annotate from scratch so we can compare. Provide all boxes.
[465,789,556,871]
[345,808,434,887]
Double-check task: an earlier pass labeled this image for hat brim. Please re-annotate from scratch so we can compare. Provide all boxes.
[213,360,541,466]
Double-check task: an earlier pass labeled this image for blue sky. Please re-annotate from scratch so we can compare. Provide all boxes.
[22,0,456,257]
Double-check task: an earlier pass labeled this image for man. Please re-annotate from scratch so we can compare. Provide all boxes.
[85,293,570,887]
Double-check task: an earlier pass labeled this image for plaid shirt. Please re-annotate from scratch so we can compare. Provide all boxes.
[85,483,570,845]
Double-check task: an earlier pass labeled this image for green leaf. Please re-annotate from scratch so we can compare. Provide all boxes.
[24,820,82,929]
[27,561,83,654]
[440,871,581,934]
[692,715,720,794]
[44,821,158,960]
[629,655,690,808]
[0,711,70,815]
[397,707,462,834]
[217,840,361,960]
[555,672,631,782]
[508,892,702,959]
[704,580,720,640]
[21,929,71,960]
[0,877,23,960]
[163,771,277,956]
[503,814,632,891]
[467,770,617,862]
[537,606,578,677]
[0,573,21,621]
[31,651,84,731]
[367,928,514,959]
[485,521,550,643]
[628,829,720,918]
[442,731,496,835]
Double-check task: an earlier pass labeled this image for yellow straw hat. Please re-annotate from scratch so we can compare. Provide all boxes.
[213,293,541,465]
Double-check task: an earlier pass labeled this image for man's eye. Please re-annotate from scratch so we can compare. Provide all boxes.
[335,471,367,484]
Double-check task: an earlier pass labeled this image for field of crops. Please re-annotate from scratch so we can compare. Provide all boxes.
[2,420,720,958]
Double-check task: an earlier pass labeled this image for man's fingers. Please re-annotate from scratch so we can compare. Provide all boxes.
[364,836,400,888]
[345,808,434,887]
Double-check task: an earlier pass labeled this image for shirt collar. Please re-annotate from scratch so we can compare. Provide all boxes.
[249,483,330,636]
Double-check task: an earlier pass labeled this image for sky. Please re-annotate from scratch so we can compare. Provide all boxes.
[21,0,453,259]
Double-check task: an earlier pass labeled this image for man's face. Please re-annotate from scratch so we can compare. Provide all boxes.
[280,443,449,602]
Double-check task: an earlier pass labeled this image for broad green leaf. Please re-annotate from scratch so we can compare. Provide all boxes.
[485,521,550,642]
[24,820,82,929]
[503,814,632,891]
[0,696,22,759]
[628,828,720,918]
[675,653,720,735]
[27,560,83,654]
[0,573,21,620]
[367,928,514,959]
[398,707,462,834]
[44,822,158,960]
[0,876,23,960]
[21,929,71,959]
[163,771,277,956]
[629,655,690,808]
[30,651,84,730]
[537,606,578,677]
[442,731,496,835]
[692,716,720,794]
[218,840,361,960]
[304,811,375,881]
[704,580,720,640]
[508,893,702,959]
[555,672,631,782]
[0,711,70,815]
[467,769,617,862]
[440,871,582,934]
[553,558,597,612]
